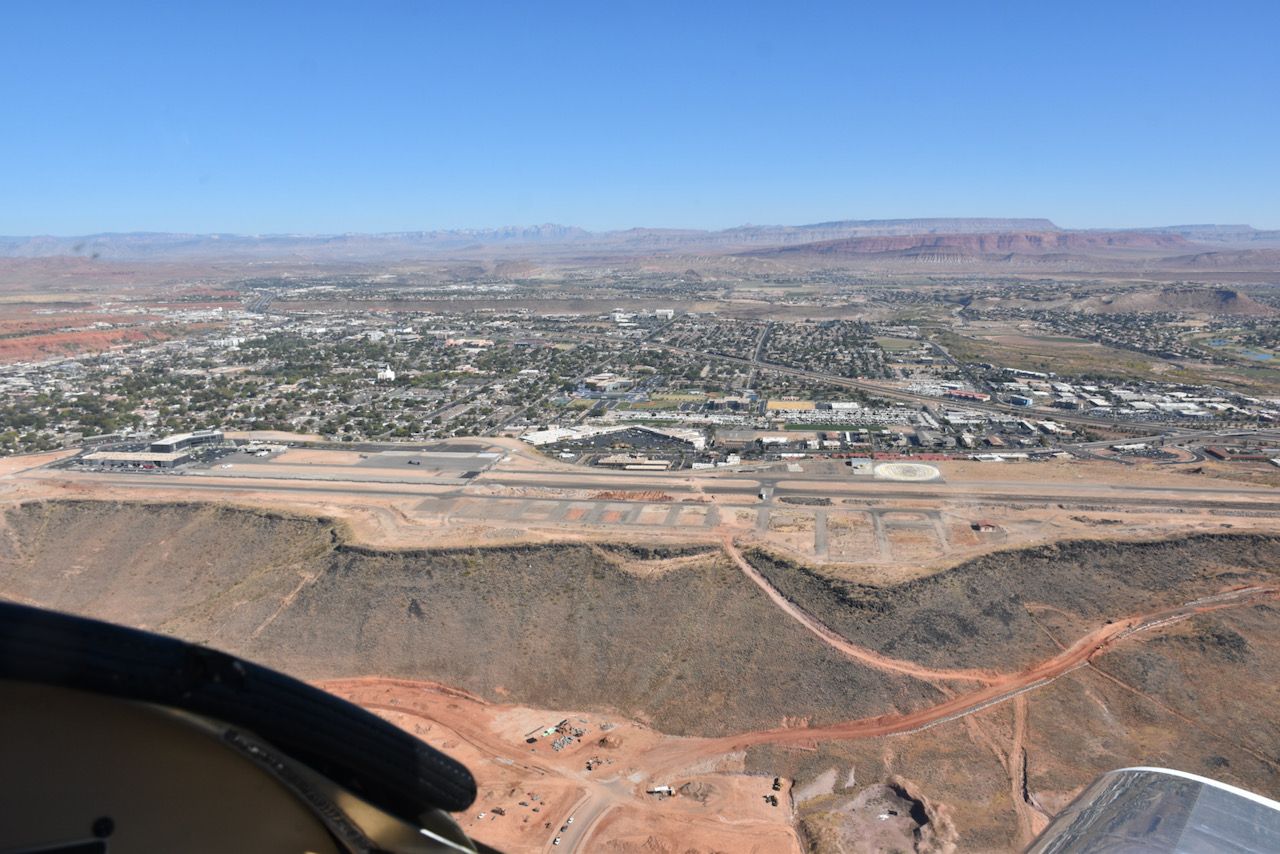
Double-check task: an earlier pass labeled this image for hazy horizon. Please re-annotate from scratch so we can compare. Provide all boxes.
[3,216,1276,242]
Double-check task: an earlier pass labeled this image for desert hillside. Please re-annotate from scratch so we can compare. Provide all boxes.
[5,499,1280,851]
[0,500,934,736]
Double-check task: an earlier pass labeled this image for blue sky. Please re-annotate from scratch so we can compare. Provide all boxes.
[2,2,1277,234]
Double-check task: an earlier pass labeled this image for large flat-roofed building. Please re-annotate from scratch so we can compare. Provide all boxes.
[596,454,672,470]
[82,450,191,468]
[583,373,633,393]
[149,429,224,454]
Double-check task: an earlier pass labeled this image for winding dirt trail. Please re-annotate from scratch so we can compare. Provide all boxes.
[722,536,1002,684]
[649,582,1280,773]
[324,582,1276,852]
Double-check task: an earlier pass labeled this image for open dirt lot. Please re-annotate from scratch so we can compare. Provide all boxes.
[320,678,802,854]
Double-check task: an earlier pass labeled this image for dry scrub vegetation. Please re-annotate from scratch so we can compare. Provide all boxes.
[746,535,1280,670]
[6,499,1280,852]
[0,500,934,736]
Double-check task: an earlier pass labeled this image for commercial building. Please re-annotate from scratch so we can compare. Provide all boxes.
[633,425,706,450]
[583,373,633,392]
[945,390,991,402]
[149,429,224,454]
[82,450,191,469]
[597,454,672,470]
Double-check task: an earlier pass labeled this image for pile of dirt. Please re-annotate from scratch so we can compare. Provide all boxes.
[746,534,1280,671]
[798,777,957,854]
[0,500,933,737]
[677,781,715,803]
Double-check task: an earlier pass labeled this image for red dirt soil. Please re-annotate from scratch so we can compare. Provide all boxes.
[321,678,802,854]
[644,582,1280,773]
[0,328,175,363]
[322,564,1278,851]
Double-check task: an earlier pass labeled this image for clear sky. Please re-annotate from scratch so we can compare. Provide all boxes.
[3,1,1278,234]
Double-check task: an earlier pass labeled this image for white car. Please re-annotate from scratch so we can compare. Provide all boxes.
[566,817,573,824]
[552,839,561,846]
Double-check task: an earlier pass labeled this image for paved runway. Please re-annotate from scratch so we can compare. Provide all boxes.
[28,465,1280,515]
[15,461,1280,568]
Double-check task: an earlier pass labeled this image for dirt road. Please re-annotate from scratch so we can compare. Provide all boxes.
[317,583,1276,852]
[649,582,1280,772]
[553,790,612,854]
[722,536,1002,684]
[320,677,802,854]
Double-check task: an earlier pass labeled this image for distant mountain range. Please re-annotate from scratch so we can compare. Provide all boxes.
[744,230,1194,258]
[0,219,1278,270]
[0,219,1061,260]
